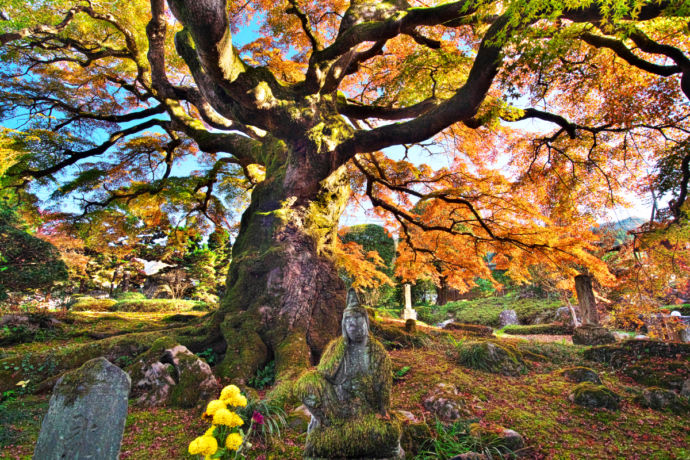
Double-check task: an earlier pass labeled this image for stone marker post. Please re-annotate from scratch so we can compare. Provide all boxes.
[575,274,598,325]
[402,283,417,321]
[33,357,131,460]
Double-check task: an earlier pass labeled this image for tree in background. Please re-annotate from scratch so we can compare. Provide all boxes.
[340,224,396,306]
[0,203,68,300]
[2,1,690,381]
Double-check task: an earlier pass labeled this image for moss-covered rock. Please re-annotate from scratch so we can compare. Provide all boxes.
[457,341,527,376]
[167,346,220,408]
[568,382,620,410]
[636,387,689,414]
[620,358,690,391]
[559,367,601,384]
[584,340,690,363]
[572,325,616,346]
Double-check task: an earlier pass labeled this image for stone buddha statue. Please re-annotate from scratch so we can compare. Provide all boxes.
[296,289,403,459]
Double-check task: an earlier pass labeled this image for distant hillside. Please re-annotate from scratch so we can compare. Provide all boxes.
[596,217,647,245]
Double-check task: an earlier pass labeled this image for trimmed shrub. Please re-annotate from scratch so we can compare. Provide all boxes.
[110,299,208,313]
[113,291,147,301]
[70,297,117,312]
[445,322,493,337]
[503,323,574,335]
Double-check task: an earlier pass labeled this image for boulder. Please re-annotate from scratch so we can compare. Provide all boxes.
[556,306,575,326]
[422,383,469,422]
[127,337,220,408]
[572,325,616,346]
[457,341,526,376]
[568,382,620,410]
[498,310,519,328]
[636,387,688,414]
[559,367,601,384]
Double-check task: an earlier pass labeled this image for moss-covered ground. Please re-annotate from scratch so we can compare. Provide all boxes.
[1,311,688,459]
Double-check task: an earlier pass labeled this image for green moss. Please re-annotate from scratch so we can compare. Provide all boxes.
[168,353,207,408]
[305,414,401,458]
[559,366,601,384]
[215,312,268,382]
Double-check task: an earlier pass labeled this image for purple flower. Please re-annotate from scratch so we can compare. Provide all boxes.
[252,411,265,425]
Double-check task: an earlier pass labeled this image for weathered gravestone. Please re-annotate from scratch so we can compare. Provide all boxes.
[33,357,130,460]
[295,289,404,459]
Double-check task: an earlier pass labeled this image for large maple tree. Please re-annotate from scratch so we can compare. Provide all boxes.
[1,0,689,381]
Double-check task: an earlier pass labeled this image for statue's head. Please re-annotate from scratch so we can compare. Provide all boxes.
[342,288,369,345]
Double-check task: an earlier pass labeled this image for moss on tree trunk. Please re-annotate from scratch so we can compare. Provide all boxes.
[214,143,351,384]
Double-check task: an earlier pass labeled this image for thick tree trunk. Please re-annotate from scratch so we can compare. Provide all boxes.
[214,147,350,384]
[575,274,599,325]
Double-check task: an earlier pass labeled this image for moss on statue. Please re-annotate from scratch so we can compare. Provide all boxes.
[305,414,402,459]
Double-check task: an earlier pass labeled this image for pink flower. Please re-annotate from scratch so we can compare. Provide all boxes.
[252,411,264,425]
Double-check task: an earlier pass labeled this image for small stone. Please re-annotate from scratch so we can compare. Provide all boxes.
[560,367,602,384]
[423,383,466,422]
[612,331,630,342]
[287,405,312,432]
[33,357,130,460]
[450,453,488,460]
[568,382,620,410]
[572,325,616,346]
[396,410,417,423]
[682,379,690,398]
[468,423,525,452]
[405,318,416,333]
[498,309,519,328]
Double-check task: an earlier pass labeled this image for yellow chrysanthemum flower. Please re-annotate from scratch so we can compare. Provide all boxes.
[219,384,241,402]
[188,435,218,456]
[204,399,226,417]
[225,432,243,451]
[204,425,216,437]
[224,393,247,408]
[212,408,244,427]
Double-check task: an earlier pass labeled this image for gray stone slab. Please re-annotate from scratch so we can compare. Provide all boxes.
[33,357,130,460]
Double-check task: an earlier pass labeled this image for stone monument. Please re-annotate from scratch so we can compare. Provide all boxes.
[295,289,403,459]
[402,283,417,321]
[33,357,130,460]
